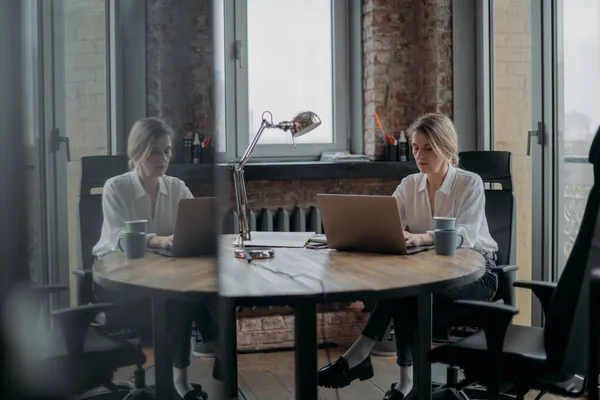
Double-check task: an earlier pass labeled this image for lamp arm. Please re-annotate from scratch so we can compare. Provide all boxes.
[232,119,271,245]
[239,119,271,169]
[232,164,250,243]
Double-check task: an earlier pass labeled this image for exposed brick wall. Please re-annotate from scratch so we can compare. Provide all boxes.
[363,0,453,160]
[188,178,403,210]
[146,0,214,163]
[235,304,369,351]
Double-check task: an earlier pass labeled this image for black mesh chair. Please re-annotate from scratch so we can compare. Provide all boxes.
[428,128,600,400]
[429,151,519,397]
[73,155,155,397]
[4,283,146,399]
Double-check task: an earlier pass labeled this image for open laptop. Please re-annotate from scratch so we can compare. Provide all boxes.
[315,194,433,255]
[149,197,217,257]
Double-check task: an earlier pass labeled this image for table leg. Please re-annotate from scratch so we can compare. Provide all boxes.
[152,296,174,399]
[219,297,249,400]
[294,298,318,400]
[415,293,432,400]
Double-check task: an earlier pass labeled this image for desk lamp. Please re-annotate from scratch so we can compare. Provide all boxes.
[230,111,321,261]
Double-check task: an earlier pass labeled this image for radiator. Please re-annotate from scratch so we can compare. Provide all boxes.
[222,206,323,234]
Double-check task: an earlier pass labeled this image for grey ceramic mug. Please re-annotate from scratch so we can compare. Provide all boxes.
[434,229,464,256]
[119,232,147,259]
[126,219,148,234]
[433,217,456,231]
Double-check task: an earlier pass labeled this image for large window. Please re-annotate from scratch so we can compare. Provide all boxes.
[556,0,600,273]
[215,0,356,160]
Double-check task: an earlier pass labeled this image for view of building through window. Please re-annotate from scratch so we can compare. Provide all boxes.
[559,0,599,269]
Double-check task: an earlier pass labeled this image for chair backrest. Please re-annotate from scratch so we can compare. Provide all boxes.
[80,155,128,195]
[77,155,128,270]
[458,151,517,266]
[544,126,600,375]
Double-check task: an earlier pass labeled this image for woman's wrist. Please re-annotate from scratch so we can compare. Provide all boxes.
[420,233,434,246]
[147,234,159,248]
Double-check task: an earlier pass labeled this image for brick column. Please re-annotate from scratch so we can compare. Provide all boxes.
[363,0,453,160]
[146,0,214,163]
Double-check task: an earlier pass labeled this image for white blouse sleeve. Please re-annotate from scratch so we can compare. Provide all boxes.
[392,179,408,231]
[93,181,131,256]
[455,177,486,248]
[180,180,194,200]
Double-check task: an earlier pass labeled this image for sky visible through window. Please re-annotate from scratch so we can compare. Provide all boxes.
[214,0,334,152]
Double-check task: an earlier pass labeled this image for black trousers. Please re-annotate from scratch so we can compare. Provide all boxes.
[167,299,218,369]
[361,254,498,366]
[95,286,218,369]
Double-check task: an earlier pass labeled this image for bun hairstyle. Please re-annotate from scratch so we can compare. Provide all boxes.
[406,113,459,167]
[127,117,174,169]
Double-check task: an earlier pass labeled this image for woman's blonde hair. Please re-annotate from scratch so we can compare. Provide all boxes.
[127,117,175,169]
[406,113,459,167]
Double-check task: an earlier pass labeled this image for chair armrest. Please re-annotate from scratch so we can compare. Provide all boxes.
[490,265,519,274]
[491,265,519,306]
[513,280,557,317]
[451,300,519,364]
[72,268,93,277]
[29,284,69,295]
[72,268,95,305]
[52,303,114,355]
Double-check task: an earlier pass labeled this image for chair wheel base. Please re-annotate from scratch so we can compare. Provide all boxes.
[432,388,470,400]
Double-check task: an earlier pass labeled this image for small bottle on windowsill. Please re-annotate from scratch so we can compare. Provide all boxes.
[398,131,407,162]
[192,133,201,164]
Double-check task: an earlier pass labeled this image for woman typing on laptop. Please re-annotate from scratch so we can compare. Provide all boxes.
[317,113,498,400]
[93,118,219,400]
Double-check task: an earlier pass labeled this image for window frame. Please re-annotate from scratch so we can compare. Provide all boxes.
[219,0,361,162]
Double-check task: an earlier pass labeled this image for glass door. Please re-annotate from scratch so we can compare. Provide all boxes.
[48,0,111,305]
[554,0,599,278]
[24,0,111,305]
[525,0,599,326]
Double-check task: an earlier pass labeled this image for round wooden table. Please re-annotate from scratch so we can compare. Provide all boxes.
[94,252,218,400]
[94,252,217,300]
[93,236,486,400]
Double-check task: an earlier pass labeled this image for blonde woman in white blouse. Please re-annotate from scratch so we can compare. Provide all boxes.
[318,113,499,400]
[93,118,216,400]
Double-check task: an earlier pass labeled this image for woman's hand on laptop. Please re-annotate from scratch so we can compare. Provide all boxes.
[404,231,434,247]
[148,235,173,249]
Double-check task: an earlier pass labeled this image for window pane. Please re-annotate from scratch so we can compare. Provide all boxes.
[247,0,333,145]
[558,0,599,272]
[22,0,43,283]
[214,0,226,153]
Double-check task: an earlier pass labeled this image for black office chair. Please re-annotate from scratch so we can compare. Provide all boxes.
[5,283,146,399]
[459,151,518,306]
[428,151,519,396]
[589,269,600,400]
[73,155,153,343]
[73,156,157,397]
[427,128,600,400]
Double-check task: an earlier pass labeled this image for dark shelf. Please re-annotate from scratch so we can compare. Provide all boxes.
[167,161,419,182]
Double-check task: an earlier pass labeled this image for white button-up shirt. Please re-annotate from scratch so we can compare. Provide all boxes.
[393,165,498,255]
[92,169,193,257]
